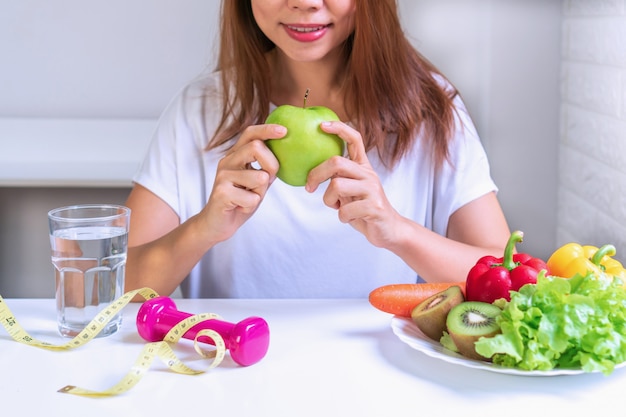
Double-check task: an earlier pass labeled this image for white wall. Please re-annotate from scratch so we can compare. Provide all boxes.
[0,1,562,297]
[559,1,626,257]
[0,0,219,118]
[400,0,561,259]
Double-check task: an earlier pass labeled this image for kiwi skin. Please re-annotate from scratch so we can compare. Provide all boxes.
[446,301,501,361]
[411,286,465,341]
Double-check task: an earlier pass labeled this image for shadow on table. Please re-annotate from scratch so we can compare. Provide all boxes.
[350,325,616,395]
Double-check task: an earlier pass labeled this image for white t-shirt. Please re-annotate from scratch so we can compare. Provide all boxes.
[134,71,497,298]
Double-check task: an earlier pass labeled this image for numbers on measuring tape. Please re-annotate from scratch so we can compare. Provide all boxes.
[0,287,227,397]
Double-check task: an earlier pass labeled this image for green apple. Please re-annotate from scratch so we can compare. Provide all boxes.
[265,90,345,186]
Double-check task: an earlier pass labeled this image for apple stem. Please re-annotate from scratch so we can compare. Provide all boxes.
[303,88,310,108]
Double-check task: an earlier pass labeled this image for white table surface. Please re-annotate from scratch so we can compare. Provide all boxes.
[0,297,622,416]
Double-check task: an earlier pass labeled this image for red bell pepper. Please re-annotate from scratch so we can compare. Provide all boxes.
[465,230,548,303]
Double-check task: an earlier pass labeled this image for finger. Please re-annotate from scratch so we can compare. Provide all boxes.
[305,155,361,193]
[336,198,372,224]
[322,176,367,210]
[220,139,280,181]
[215,167,271,205]
[242,140,281,179]
[212,180,263,214]
[231,165,273,192]
[322,177,358,209]
[320,121,368,163]
[231,124,287,152]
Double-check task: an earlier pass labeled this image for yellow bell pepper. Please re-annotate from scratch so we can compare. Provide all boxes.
[546,243,626,284]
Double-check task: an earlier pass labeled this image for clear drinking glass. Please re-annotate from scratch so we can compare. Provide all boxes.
[48,204,130,337]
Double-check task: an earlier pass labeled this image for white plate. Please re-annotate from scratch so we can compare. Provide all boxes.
[391,316,625,376]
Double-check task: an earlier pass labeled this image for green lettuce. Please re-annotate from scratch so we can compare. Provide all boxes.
[474,271,626,375]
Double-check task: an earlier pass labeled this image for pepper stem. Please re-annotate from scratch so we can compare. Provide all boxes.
[503,230,524,270]
[591,244,616,271]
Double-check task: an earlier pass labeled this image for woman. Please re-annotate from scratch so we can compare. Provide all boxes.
[124,0,511,298]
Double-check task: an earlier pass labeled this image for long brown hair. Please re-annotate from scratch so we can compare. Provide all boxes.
[211,0,457,169]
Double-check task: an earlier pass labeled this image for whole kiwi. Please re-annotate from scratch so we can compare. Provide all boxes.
[411,286,464,341]
[446,301,501,361]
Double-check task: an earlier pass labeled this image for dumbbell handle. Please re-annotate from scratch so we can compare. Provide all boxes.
[136,296,270,366]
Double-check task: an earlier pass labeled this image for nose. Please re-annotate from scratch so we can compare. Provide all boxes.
[287,0,323,10]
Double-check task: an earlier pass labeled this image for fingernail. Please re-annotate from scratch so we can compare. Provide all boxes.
[275,125,287,135]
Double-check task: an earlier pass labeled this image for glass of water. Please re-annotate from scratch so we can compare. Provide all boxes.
[48,204,130,338]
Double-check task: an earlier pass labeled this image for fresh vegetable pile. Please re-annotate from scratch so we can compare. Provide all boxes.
[369,231,626,375]
[475,270,626,375]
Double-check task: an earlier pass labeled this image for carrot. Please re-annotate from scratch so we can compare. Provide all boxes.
[368,282,466,317]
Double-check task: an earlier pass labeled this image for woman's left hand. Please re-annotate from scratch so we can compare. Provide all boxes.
[306,121,403,249]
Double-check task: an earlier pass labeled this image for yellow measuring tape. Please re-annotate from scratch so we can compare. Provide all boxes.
[0,288,226,397]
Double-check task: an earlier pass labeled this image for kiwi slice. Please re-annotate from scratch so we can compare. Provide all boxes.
[411,286,464,341]
[446,301,501,361]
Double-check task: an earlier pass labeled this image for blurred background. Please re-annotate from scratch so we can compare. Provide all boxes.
[1,1,624,297]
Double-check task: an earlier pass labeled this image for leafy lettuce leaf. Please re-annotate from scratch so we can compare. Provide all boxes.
[474,271,626,375]
[440,331,459,353]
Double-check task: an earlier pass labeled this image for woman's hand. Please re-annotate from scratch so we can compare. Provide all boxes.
[124,124,285,297]
[305,121,403,249]
[201,124,286,243]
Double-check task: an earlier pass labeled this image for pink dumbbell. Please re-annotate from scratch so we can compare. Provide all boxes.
[136,296,270,366]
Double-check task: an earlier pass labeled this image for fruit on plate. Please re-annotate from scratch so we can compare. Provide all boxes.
[446,301,501,361]
[410,286,464,341]
[369,282,466,317]
[265,89,345,186]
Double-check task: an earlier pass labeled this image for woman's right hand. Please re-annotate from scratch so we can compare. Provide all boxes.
[199,123,286,243]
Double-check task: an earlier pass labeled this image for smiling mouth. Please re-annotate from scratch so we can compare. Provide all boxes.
[286,25,328,33]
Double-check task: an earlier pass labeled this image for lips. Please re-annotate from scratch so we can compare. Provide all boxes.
[283,23,329,42]
[286,25,326,33]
